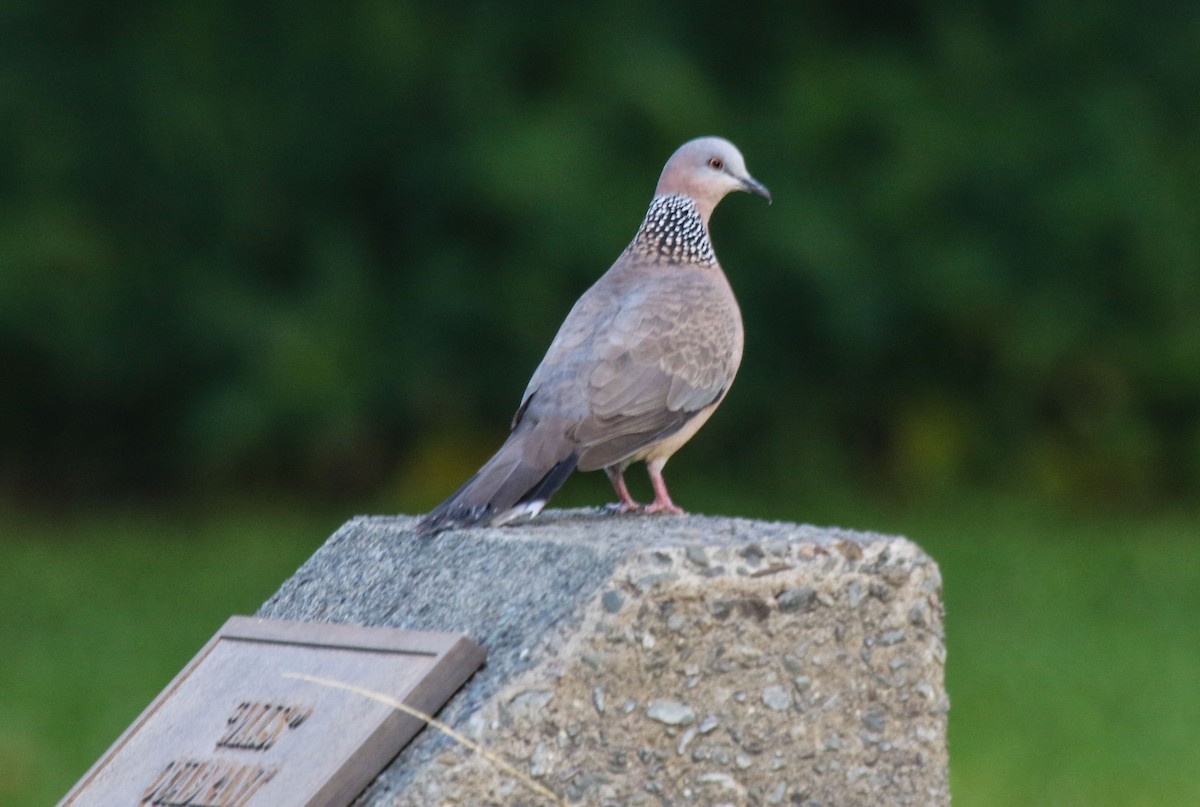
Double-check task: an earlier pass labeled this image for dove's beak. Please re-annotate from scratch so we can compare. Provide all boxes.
[740,175,772,204]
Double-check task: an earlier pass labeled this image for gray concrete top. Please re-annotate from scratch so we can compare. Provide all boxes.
[258,509,901,713]
[258,509,941,804]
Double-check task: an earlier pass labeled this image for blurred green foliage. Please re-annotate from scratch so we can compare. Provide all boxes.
[1,1,1198,506]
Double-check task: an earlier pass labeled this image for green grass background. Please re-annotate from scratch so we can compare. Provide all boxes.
[2,490,1196,806]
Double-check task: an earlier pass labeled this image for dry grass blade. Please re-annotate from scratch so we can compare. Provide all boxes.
[282,672,565,806]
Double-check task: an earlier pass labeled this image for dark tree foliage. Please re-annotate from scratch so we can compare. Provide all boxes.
[2,0,1197,504]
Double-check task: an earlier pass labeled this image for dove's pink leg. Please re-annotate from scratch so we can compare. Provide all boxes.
[604,466,642,513]
[645,459,685,515]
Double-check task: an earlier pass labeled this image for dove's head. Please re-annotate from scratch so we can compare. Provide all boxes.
[655,136,771,222]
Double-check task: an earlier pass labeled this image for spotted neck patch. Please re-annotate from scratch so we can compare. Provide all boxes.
[627,194,716,265]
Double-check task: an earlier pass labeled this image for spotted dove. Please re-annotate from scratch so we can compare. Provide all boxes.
[419,136,770,533]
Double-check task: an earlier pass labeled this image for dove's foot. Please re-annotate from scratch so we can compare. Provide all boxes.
[645,499,685,515]
[646,461,684,515]
[604,466,643,513]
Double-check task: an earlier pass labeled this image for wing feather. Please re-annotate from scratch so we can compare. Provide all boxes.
[516,259,742,474]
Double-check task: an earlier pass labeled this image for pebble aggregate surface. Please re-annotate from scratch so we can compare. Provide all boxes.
[259,508,949,806]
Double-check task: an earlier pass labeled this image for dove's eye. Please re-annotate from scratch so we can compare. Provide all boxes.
[707,157,724,170]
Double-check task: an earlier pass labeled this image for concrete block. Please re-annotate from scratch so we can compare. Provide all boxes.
[259,510,949,806]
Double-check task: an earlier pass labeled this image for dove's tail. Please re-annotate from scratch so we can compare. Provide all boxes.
[417,423,579,535]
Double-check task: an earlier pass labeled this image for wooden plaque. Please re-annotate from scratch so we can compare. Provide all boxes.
[60,616,486,807]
